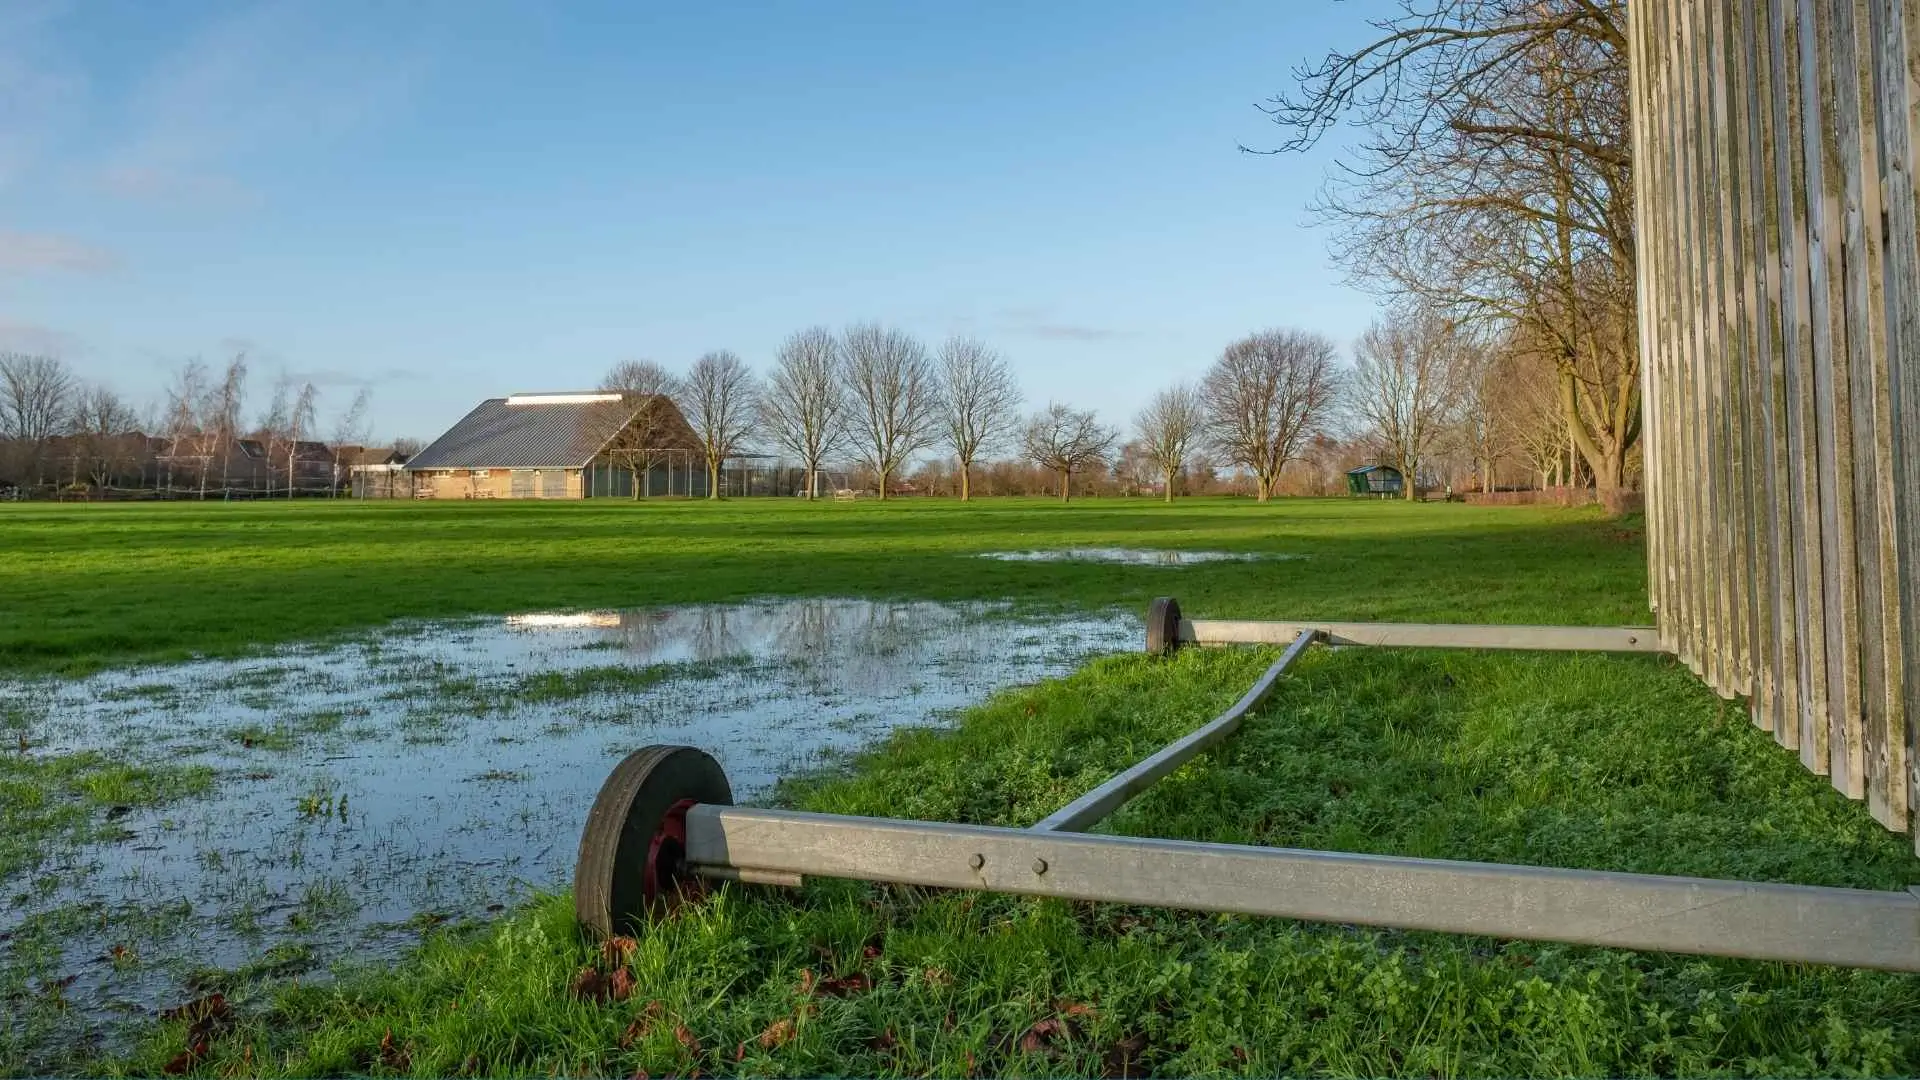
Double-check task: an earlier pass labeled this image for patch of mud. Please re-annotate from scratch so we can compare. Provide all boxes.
[0,599,1130,1053]
[977,547,1301,566]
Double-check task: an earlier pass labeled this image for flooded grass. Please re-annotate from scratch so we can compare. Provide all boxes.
[0,598,1129,1068]
[113,646,1920,1077]
[0,498,1644,676]
[976,547,1303,565]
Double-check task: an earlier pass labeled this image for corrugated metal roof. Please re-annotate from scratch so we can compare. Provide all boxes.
[406,394,691,471]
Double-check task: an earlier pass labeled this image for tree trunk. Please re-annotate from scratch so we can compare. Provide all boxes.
[1163,467,1176,503]
[707,459,720,500]
[959,463,971,502]
[876,468,889,501]
[1401,453,1417,501]
[1058,470,1070,502]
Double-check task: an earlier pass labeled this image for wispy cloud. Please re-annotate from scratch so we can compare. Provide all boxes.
[94,1,424,209]
[0,317,84,355]
[0,229,118,275]
[993,306,1133,342]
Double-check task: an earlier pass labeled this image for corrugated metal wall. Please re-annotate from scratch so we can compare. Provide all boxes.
[1630,0,1919,846]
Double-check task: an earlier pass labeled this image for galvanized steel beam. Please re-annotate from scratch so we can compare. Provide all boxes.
[685,805,1920,971]
[1180,618,1664,654]
[1032,629,1318,833]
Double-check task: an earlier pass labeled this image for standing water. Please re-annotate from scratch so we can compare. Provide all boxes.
[1,599,1131,1051]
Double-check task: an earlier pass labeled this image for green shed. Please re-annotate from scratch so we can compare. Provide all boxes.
[1346,464,1404,496]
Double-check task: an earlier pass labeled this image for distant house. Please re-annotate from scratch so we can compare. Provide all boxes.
[404,392,701,499]
[345,447,412,499]
[1347,464,1405,497]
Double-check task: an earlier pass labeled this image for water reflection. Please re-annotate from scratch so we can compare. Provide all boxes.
[2,599,1130,1050]
[977,547,1300,566]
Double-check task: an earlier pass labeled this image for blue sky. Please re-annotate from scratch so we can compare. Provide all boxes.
[1,0,1388,443]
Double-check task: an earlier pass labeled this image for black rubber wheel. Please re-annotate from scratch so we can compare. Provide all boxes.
[1145,596,1182,656]
[574,745,733,938]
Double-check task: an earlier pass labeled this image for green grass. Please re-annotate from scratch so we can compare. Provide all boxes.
[0,751,214,880]
[109,647,1920,1077]
[9,497,1918,1075]
[0,498,1642,676]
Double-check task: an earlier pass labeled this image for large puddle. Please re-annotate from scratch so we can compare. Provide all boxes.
[978,547,1300,566]
[1,599,1130,1049]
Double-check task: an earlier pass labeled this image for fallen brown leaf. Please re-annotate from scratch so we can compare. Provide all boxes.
[601,935,639,966]
[378,1028,411,1072]
[571,967,609,1003]
[609,968,636,1002]
[1018,1018,1064,1055]
[757,1017,796,1049]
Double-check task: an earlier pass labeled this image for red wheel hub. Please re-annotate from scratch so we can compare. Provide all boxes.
[642,798,700,908]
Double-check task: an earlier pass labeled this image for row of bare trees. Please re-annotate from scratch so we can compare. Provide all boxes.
[1131,328,1343,502]
[599,326,1065,500]
[0,350,387,497]
[1262,0,1640,497]
[0,352,147,492]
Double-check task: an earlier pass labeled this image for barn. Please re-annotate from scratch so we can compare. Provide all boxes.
[405,392,702,499]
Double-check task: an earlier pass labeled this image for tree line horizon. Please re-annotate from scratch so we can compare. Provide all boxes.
[1,302,1588,502]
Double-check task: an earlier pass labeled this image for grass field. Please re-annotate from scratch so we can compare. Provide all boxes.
[0,498,1640,676]
[6,498,1920,1077]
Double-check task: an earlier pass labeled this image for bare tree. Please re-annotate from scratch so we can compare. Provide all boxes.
[761,328,847,501]
[206,354,249,496]
[328,387,372,496]
[594,360,684,498]
[0,353,75,442]
[1201,329,1340,501]
[841,324,939,500]
[1347,308,1473,500]
[1023,402,1117,503]
[255,376,293,496]
[70,384,143,492]
[0,353,75,488]
[680,350,759,499]
[287,382,318,498]
[391,436,424,458]
[1257,0,1638,493]
[936,336,1020,501]
[1133,383,1204,503]
[162,359,211,495]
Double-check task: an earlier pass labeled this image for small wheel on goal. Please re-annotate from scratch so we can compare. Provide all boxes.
[1145,596,1183,656]
[575,745,733,938]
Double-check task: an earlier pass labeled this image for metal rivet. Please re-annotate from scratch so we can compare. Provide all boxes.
[1032,858,1048,875]
[969,853,985,870]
